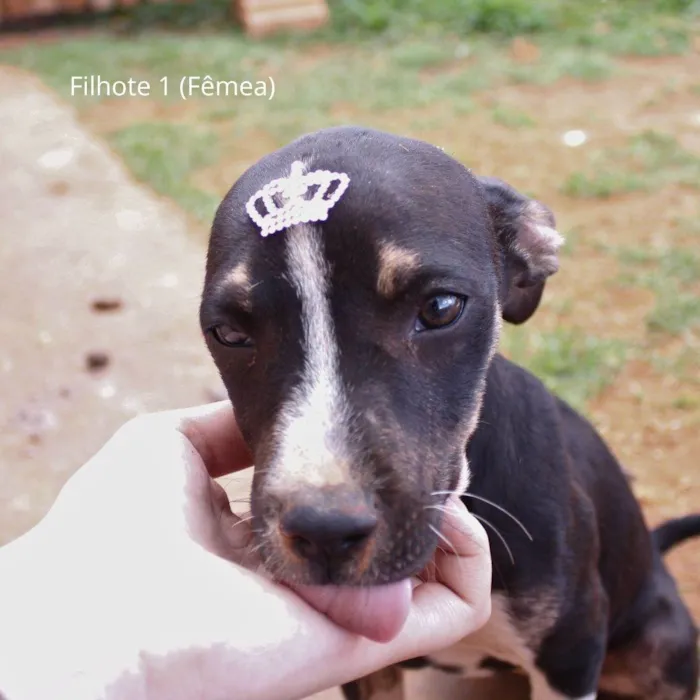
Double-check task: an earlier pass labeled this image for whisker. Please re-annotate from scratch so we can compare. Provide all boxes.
[230,514,255,533]
[428,523,458,556]
[463,493,533,542]
[426,503,455,515]
[431,490,533,542]
[473,513,515,566]
[424,505,456,579]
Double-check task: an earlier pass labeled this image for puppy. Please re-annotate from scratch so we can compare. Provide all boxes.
[200,126,700,700]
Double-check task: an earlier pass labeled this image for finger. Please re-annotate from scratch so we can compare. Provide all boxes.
[432,496,492,606]
[209,481,255,551]
[366,498,492,663]
[198,479,270,574]
[175,401,254,478]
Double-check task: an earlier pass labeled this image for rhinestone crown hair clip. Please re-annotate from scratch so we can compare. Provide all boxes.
[246,161,351,237]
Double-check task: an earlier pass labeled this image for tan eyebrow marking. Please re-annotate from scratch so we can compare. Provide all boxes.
[376,242,420,297]
[219,262,253,311]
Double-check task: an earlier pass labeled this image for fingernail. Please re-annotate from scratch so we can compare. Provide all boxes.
[410,576,422,590]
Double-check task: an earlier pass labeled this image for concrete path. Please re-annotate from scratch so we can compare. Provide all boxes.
[0,66,223,543]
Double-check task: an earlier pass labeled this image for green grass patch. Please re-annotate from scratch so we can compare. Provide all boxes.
[616,245,700,285]
[500,326,629,412]
[562,130,700,199]
[387,39,460,70]
[651,345,700,382]
[491,105,536,128]
[325,0,699,43]
[326,0,564,37]
[507,45,615,84]
[572,15,694,56]
[647,290,700,334]
[110,122,220,221]
[563,171,646,199]
[672,395,700,410]
[613,244,700,336]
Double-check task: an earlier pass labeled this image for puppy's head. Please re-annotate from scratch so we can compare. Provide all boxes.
[200,127,562,585]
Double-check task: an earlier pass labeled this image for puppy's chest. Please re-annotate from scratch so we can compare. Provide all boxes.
[426,593,534,679]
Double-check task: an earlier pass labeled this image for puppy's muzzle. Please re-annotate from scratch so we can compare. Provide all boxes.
[277,487,378,570]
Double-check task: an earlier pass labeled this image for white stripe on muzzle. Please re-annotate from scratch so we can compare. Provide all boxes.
[266,223,352,492]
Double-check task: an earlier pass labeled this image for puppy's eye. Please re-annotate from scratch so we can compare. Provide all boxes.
[416,294,465,331]
[210,324,253,348]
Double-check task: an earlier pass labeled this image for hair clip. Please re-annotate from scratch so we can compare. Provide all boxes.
[246,161,350,237]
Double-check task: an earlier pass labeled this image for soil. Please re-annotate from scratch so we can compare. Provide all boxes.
[0,31,698,700]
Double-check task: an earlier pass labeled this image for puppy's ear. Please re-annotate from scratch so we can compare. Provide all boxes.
[478,176,564,325]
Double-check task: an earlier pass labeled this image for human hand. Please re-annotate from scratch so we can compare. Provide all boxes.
[0,402,491,700]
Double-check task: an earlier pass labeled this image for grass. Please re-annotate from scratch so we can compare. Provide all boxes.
[672,395,700,410]
[491,105,536,128]
[647,292,700,334]
[110,122,221,221]
[616,246,700,285]
[0,28,650,224]
[563,171,647,199]
[614,245,700,335]
[562,131,700,199]
[507,44,616,84]
[651,346,700,383]
[0,1,695,207]
[500,326,629,412]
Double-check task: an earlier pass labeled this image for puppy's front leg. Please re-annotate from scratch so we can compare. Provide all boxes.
[341,666,405,700]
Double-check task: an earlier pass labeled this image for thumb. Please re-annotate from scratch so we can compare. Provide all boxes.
[175,401,254,478]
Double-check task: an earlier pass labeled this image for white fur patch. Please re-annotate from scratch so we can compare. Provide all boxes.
[536,224,565,251]
[429,594,595,700]
[510,202,566,279]
[266,223,352,492]
[428,594,533,674]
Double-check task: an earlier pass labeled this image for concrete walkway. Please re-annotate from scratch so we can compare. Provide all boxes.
[0,66,223,543]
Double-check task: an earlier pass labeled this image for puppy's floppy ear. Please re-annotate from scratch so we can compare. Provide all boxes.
[478,176,564,325]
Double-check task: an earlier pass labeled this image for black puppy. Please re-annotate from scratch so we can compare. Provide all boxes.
[200,126,700,700]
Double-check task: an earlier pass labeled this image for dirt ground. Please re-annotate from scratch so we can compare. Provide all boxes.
[0,34,698,700]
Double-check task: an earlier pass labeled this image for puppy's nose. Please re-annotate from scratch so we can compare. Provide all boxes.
[280,504,377,562]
